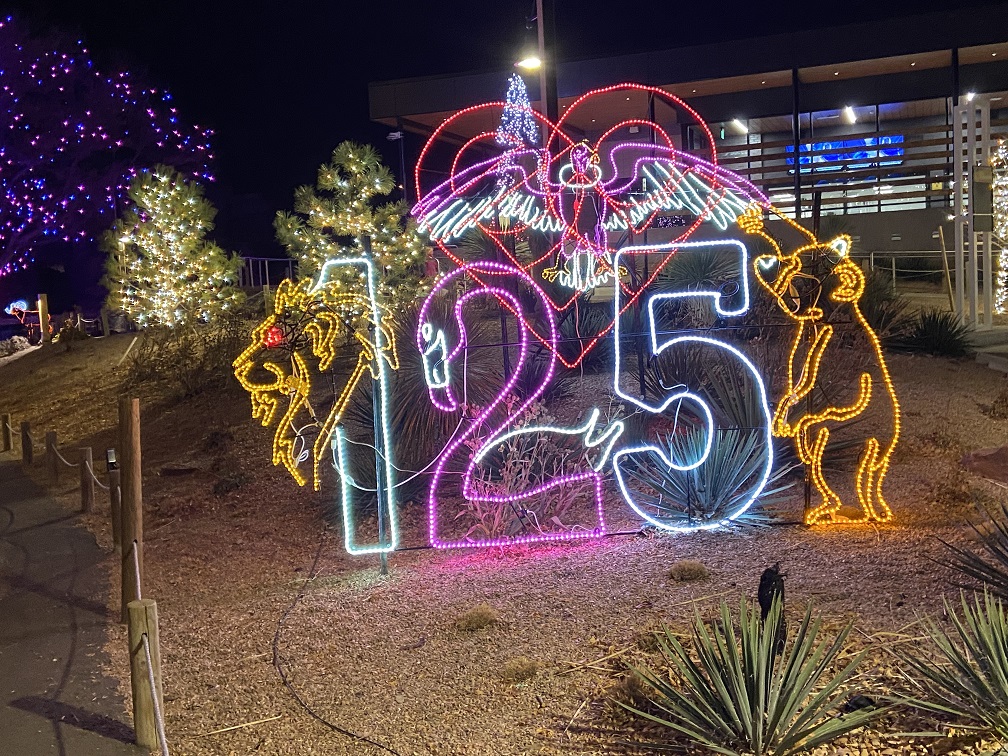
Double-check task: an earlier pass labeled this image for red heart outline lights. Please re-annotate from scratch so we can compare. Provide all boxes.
[412,83,771,369]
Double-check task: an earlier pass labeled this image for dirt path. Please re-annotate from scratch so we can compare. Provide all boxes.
[0,454,142,755]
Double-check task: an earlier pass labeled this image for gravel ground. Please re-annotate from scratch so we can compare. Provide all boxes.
[3,337,1008,755]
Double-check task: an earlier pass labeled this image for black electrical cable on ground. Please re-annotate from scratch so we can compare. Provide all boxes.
[272,526,403,756]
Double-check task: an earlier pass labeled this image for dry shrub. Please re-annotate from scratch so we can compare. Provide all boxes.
[454,603,499,631]
[633,629,661,653]
[122,316,252,399]
[931,466,973,508]
[917,427,961,456]
[604,672,650,723]
[669,559,710,582]
[500,656,538,683]
[991,388,1008,420]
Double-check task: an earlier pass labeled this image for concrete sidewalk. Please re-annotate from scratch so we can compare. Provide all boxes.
[0,456,142,754]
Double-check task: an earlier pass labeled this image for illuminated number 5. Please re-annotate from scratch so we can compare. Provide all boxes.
[610,240,774,531]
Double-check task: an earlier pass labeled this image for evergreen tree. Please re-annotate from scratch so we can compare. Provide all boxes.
[101,166,243,327]
[274,141,431,316]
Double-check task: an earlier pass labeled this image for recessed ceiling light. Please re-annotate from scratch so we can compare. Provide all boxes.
[833,71,839,76]
[591,118,596,123]
[692,89,697,93]
[993,52,998,57]
[967,91,976,102]
[843,105,856,123]
[626,96,630,101]
[761,80,766,84]
[910,61,916,66]
[732,118,748,134]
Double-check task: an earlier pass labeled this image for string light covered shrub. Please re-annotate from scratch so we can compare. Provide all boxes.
[991,139,1008,314]
[274,141,432,318]
[0,15,213,277]
[101,165,243,327]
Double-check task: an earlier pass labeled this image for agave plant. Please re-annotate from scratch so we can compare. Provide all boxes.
[894,308,971,357]
[620,598,883,756]
[903,592,1008,738]
[857,270,912,346]
[941,502,1008,599]
[617,427,796,527]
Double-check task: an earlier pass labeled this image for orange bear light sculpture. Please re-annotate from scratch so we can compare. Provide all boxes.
[739,206,900,525]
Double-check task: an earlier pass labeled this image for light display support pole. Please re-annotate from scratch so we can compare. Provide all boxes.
[362,236,389,576]
[535,0,559,132]
[791,68,802,218]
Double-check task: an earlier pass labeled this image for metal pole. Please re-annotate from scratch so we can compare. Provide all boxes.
[968,103,978,325]
[954,105,965,320]
[362,237,388,576]
[396,118,409,205]
[982,100,993,327]
[791,68,802,218]
[496,235,512,380]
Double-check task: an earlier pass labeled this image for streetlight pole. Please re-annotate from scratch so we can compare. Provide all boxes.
[535,0,559,127]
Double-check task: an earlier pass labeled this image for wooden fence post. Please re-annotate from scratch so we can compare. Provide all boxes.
[100,307,110,338]
[127,599,163,750]
[1,413,11,452]
[20,421,31,464]
[109,468,122,554]
[45,431,58,482]
[37,293,50,345]
[79,447,94,513]
[119,397,143,623]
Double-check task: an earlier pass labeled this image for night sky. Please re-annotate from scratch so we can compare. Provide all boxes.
[0,0,997,306]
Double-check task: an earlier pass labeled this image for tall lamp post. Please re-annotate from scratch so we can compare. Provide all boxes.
[386,127,408,205]
[516,0,558,136]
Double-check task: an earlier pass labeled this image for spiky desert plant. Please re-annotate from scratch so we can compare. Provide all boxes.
[617,427,796,527]
[895,308,971,357]
[903,592,1008,739]
[620,598,884,756]
[941,502,1008,600]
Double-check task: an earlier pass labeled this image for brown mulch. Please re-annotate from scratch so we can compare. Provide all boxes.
[3,336,1008,755]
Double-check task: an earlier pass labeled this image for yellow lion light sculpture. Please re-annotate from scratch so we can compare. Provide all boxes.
[233,263,398,491]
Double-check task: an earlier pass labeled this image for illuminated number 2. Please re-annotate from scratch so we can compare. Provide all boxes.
[610,241,774,531]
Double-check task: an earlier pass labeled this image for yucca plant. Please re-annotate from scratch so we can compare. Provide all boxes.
[858,270,912,346]
[617,427,795,527]
[620,598,882,756]
[941,502,1008,600]
[903,592,1008,739]
[894,308,971,357]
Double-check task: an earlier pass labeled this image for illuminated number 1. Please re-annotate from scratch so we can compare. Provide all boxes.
[610,240,774,531]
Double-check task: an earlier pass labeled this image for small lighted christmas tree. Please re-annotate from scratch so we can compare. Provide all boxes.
[274,141,431,318]
[101,166,243,327]
[991,140,1008,314]
[496,73,539,149]
[494,75,539,193]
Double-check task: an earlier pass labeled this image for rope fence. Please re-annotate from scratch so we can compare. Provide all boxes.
[129,540,142,602]
[142,632,170,756]
[4,399,164,752]
[85,458,110,490]
[51,443,79,468]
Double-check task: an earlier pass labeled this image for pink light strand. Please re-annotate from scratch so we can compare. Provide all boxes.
[417,260,609,550]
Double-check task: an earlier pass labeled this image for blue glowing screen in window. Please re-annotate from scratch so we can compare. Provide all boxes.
[785,135,904,172]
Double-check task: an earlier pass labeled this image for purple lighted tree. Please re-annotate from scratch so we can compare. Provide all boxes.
[0,15,214,277]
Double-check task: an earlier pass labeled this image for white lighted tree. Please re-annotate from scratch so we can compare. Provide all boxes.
[102,166,243,327]
[274,141,431,318]
[992,140,1008,314]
